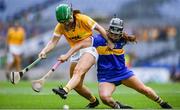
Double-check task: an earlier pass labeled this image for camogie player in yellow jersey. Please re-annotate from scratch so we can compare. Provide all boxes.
[38,4,113,108]
[6,22,26,79]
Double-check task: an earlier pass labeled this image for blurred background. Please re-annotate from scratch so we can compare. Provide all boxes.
[0,0,180,83]
[0,0,180,109]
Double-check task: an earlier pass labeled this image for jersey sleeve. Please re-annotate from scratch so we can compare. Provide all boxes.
[92,34,106,48]
[81,14,97,30]
[53,23,63,37]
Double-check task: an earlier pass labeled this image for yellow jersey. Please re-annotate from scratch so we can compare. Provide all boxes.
[7,27,25,45]
[53,13,97,47]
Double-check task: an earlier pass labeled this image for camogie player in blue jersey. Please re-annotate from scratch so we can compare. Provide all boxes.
[56,17,172,109]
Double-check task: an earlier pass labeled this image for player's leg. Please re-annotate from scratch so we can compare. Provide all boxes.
[64,53,95,92]
[5,53,15,80]
[66,53,100,108]
[74,74,99,108]
[98,82,117,108]
[52,53,95,97]
[14,54,21,71]
[122,75,172,108]
[52,47,99,108]
[70,62,98,105]
[98,82,132,109]
[74,74,98,104]
[122,75,158,100]
[6,55,15,71]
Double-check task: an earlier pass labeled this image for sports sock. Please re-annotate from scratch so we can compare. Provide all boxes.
[63,86,70,93]
[155,96,164,104]
[113,102,120,109]
[89,95,96,103]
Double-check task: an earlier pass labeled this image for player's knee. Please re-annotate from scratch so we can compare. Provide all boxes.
[99,93,111,104]
[73,67,85,77]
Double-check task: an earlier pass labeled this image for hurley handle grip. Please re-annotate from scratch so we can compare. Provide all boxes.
[22,57,42,73]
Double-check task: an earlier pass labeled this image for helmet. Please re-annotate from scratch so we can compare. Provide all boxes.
[56,4,72,23]
[109,18,123,34]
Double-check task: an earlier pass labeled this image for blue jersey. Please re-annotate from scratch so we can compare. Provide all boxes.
[92,34,134,85]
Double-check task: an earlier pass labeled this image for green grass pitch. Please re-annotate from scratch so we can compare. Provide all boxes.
[0,81,180,109]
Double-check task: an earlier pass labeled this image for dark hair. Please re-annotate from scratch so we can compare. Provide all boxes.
[73,10,81,15]
[71,10,81,29]
[122,32,137,43]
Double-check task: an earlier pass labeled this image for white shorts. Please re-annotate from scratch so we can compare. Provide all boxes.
[70,47,98,63]
[9,44,24,55]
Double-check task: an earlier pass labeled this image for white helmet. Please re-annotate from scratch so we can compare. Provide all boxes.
[109,18,123,34]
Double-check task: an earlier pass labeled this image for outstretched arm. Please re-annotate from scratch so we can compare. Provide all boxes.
[94,24,115,49]
[58,37,92,62]
[39,35,61,59]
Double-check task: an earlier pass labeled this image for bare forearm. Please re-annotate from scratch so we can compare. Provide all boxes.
[95,24,115,49]
[41,36,60,54]
[95,24,109,42]
[41,41,56,53]
[66,44,83,59]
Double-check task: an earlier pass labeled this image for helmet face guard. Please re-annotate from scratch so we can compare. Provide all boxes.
[109,26,123,35]
[109,18,123,35]
[56,4,72,23]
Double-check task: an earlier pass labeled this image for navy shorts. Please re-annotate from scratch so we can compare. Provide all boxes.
[97,69,134,86]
